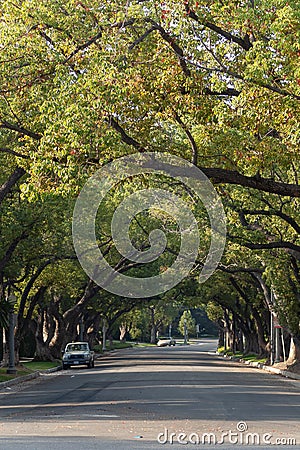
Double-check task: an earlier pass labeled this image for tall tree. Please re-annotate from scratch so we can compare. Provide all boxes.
[178,310,196,339]
[0,0,299,364]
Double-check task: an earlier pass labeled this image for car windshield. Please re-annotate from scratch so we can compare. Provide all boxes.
[66,343,88,352]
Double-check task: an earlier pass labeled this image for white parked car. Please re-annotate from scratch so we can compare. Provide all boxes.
[157,337,176,347]
[62,342,95,369]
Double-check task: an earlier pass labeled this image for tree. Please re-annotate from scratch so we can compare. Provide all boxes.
[178,310,196,340]
[0,296,14,329]
[0,0,299,198]
[0,0,299,364]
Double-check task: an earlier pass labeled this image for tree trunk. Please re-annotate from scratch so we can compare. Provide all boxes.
[1,328,9,366]
[223,309,234,351]
[235,330,244,352]
[217,322,225,349]
[34,338,55,361]
[287,335,300,366]
[15,286,47,363]
[119,324,127,341]
[252,308,269,357]
[150,325,157,344]
[33,308,57,361]
[243,330,259,355]
[86,314,101,348]
[149,306,158,344]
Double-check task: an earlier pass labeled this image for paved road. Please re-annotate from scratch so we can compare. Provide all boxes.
[0,339,299,449]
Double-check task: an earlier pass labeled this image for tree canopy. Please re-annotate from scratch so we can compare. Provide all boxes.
[0,0,299,364]
[1,0,299,196]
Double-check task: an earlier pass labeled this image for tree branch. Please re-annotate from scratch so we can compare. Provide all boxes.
[187,59,300,100]
[185,5,253,51]
[174,112,198,165]
[63,19,136,64]
[242,208,300,235]
[218,264,264,274]
[0,120,41,140]
[244,241,300,254]
[63,30,103,64]
[107,117,300,197]
[228,233,300,255]
[17,259,57,320]
[107,116,145,150]
[0,166,26,205]
[129,26,156,50]
[0,147,29,159]
[0,231,29,272]
[204,87,240,96]
[147,20,191,77]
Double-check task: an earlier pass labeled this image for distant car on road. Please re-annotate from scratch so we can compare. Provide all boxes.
[157,337,176,347]
[62,341,95,369]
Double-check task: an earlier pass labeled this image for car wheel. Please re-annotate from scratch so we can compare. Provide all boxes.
[62,363,69,370]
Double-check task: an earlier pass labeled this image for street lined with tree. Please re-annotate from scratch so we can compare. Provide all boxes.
[0,0,299,369]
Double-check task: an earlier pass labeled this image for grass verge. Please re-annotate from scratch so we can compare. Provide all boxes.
[0,367,33,383]
[93,340,134,352]
[0,361,61,383]
[94,341,157,351]
[22,361,61,371]
[218,348,267,364]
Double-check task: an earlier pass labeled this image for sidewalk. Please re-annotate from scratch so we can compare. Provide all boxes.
[219,353,300,381]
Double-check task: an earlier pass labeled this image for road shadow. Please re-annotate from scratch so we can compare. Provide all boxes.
[0,347,299,424]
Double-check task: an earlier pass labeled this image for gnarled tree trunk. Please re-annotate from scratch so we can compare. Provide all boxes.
[287,335,300,366]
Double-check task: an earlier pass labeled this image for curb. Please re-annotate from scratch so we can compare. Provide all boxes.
[219,353,300,381]
[0,365,62,390]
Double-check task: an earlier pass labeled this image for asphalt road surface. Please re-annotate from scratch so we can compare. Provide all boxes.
[0,339,299,449]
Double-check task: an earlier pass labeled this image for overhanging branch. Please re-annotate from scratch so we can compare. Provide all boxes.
[107,118,300,197]
[0,166,26,205]
[0,120,41,140]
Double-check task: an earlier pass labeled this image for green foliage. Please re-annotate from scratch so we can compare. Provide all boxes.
[0,296,14,329]
[0,0,299,359]
[0,0,299,194]
[178,310,196,337]
[116,298,178,342]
